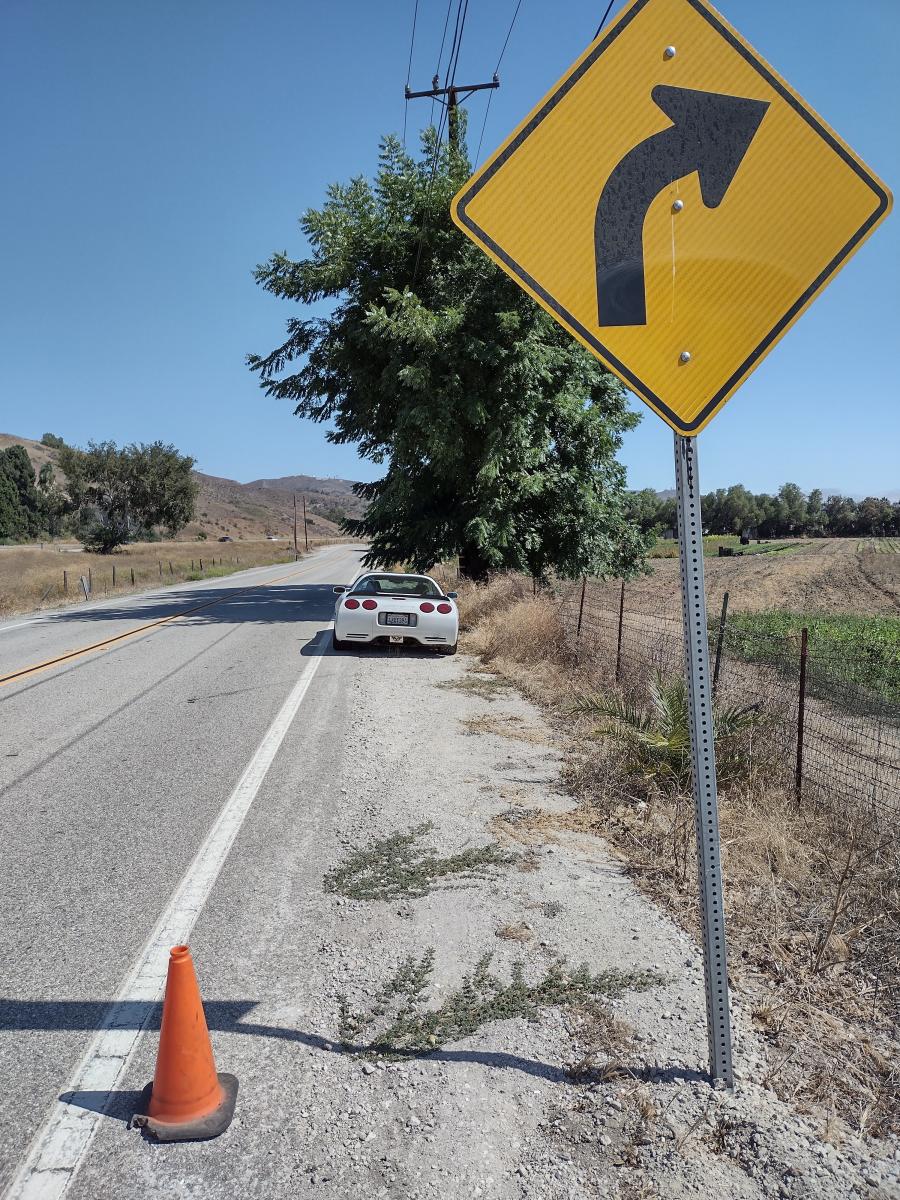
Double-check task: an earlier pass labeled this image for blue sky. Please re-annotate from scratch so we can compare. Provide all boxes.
[1,0,896,495]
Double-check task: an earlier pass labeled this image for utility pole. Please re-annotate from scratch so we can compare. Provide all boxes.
[302,494,309,552]
[405,75,499,152]
[293,494,299,560]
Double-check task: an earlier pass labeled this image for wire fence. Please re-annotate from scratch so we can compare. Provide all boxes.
[555,577,900,826]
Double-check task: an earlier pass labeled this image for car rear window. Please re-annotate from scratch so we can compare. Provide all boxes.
[351,575,442,598]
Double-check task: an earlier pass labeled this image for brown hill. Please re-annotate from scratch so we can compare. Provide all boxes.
[1,433,361,542]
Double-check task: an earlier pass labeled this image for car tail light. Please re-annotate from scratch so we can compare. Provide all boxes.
[419,602,435,613]
[437,602,453,614]
[343,598,360,609]
[362,599,377,610]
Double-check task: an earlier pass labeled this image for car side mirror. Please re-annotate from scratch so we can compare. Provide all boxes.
[333,586,346,594]
[446,591,458,599]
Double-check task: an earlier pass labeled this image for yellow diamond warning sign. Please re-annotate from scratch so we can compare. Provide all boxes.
[451,0,892,435]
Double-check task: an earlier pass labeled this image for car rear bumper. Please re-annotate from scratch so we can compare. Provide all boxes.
[338,630,455,646]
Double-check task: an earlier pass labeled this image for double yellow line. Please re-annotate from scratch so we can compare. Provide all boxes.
[0,556,337,689]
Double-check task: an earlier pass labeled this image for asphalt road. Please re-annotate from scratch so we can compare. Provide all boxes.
[0,543,366,1197]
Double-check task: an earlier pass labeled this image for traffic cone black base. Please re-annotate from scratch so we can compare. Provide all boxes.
[133,1073,238,1142]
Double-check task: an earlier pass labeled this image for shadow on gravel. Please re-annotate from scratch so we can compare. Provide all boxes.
[2,999,707,1124]
[40,583,341,628]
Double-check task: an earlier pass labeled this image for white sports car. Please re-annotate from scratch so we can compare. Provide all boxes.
[332,572,459,654]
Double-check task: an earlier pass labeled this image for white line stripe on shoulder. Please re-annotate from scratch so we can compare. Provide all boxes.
[4,641,329,1200]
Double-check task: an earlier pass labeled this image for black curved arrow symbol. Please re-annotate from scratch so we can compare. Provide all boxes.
[595,85,769,328]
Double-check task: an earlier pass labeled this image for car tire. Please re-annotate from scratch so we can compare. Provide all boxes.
[439,640,458,656]
[332,630,349,651]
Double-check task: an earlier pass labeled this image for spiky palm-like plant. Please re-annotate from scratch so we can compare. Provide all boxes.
[571,673,766,788]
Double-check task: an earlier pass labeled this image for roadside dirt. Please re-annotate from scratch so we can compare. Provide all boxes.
[280,649,899,1199]
[634,540,900,615]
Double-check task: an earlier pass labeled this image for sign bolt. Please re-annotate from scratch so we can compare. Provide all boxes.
[679,350,692,364]
[664,45,677,59]
[672,199,684,212]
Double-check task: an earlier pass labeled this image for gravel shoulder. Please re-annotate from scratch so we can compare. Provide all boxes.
[66,647,899,1199]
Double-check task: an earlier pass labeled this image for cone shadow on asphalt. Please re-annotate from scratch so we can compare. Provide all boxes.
[1,998,707,1126]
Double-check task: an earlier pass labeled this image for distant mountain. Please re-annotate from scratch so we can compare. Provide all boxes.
[1,433,364,541]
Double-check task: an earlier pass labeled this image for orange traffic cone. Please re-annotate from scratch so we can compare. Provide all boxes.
[132,945,238,1141]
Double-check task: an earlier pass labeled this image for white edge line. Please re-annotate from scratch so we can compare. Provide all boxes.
[4,637,330,1200]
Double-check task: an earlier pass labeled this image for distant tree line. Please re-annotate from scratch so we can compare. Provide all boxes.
[626,482,900,539]
[0,436,198,552]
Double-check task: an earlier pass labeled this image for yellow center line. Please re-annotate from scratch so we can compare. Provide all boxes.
[0,555,340,689]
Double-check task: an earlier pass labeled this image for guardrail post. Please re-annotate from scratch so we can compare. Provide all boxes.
[795,627,809,803]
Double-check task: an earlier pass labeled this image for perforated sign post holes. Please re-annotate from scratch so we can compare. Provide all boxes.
[451,0,891,1086]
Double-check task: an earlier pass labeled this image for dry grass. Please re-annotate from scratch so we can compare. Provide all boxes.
[458,571,900,1140]
[0,538,344,620]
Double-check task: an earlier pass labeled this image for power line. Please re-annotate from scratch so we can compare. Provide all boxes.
[594,0,616,38]
[477,0,525,163]
[403,0,420,146]
[431,0,455,126]
[494,0,523,74]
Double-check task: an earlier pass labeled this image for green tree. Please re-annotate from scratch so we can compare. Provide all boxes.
[0,446,41,537]
[58,440,197,552]
[249,127,648,580]
[36,461,69,536]
[805,487,825,536]
[40,433,66,449]
[625,489,667,535]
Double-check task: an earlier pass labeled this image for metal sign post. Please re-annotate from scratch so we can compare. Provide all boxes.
[674,433,733,1087]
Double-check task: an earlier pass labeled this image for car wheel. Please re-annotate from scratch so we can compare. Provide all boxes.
[439,640,458,656]
[332,630,349,651]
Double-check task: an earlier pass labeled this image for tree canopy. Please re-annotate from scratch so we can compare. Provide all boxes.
[249,125,649,580]
[626,482,900,539]
[59,440,198,552]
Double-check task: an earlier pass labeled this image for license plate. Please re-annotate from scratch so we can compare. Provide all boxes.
[385,614,410,626]
[389,634,404,644]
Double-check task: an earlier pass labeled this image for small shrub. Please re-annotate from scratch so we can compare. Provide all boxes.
[571,672,768,788]
[324,823,516,900]
[338,949,662,1056]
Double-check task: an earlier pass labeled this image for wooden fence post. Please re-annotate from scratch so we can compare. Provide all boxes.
[615,580,626,682]
[712,590,730,696]
[158,560,162,577]
[112,564,116,588]
[63,570,68,595]
[131,567,135,586]
[795,627,809,803]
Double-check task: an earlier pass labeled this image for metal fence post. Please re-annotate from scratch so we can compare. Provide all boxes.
[112,564,116,588]
[63,570,68,595]
[615,580,626,682]
[712,591,730,697]
[131,567,135,586]
[88,567,92,594]
[674,433,734,1089]
[795,627,809,803]
[576,576,587,639]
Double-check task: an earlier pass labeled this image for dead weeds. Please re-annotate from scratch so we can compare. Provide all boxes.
[457,571,900,1140]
